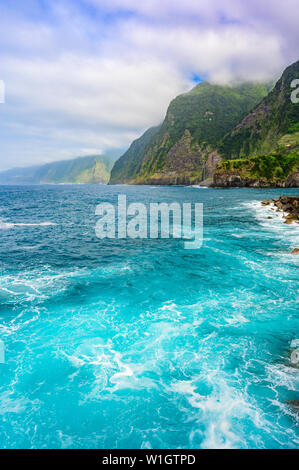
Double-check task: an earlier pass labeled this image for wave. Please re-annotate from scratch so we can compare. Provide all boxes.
[242,201,299,247]
[0,219,56,229]
[190,185,209,189]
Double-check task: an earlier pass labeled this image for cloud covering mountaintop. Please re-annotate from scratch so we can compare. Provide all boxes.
[0,0,298,170]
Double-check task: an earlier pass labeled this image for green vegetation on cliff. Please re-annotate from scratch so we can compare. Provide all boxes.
[138,82,270,181]
[109,126,161,184]
[0,154,116,184]
[216,151,299,184]
[213,60,299,186]
[220,60,299,159]
[152,82,270,151]
[215,130,299,187]
[110,60,299,187]
[110,81,269,184]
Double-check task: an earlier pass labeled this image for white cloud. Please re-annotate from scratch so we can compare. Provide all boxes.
[0,0,298,170]
[121,22,284,83]
[4,55,188,127]
[0,53,190,169]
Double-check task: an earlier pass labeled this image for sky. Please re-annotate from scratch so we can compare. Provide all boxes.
[0,0,298,171]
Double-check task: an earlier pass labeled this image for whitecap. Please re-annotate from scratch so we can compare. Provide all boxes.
[241,201,299,248]
[170,378,256,449]
[190,185,209,189]
[0,218,57,229]
[291,339,299,349]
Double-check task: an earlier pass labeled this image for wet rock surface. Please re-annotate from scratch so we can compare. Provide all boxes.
[286,400,299,411]
[261,196,299,224]
[213,172,299,188]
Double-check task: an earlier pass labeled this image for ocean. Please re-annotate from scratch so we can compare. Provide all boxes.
[0,184,298,449]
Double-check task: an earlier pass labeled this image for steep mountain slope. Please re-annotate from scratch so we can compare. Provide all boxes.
[109,126,161,184]
[128,82,270,184]
[0,154,116,184]
[214,60,299,187]
[220,60,299,158]
[214,149,299,187]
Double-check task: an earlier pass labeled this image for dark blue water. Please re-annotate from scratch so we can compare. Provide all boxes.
[0,185,298,449]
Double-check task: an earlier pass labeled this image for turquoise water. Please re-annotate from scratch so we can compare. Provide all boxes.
[0,184,298,449]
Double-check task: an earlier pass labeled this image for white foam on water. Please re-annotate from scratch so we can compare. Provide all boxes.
[57,431,75,449]
[109,350,135,391]
[290,339,299,349]
[141,441,152,449]
[265,363,299,392]
[265,362,299,431]
[222,311,249,326]
[242,200,299,248]
[17,245,41,250]
[244,201,298,227]
[0,262,136,306]
[61,339,154,402]
[0,390,35,415]
[0,218,56,229]
[170,377,258,449]
[159,302,185,319]
[15,222,56,226]
[190,185,209,189]
[231,232,247,238]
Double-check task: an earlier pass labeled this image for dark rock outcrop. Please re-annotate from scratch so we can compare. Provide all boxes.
[204,151,222,179]
[286,172,299,187]
[119,82,270,185]
[261,196,299,224]
[220,60,299,159]
[213,171,299,188]
[286,400,299,411]
[213,173,277,188]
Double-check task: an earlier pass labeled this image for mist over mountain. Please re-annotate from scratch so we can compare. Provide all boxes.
[2,61,298,188]
[215,60,299,187]
[0,154,117,185]
[220,60,299,158]
[109,60,299,187]
[109,82,271,185]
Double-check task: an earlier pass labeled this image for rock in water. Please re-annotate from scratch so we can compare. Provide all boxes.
[262,197,299,224]
[290,349,299,365]
[291,248,299,254]
[286,400,299,410]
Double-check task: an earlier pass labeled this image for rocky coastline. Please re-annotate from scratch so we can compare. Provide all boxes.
[212,172,299,188]
[261,196,299,225]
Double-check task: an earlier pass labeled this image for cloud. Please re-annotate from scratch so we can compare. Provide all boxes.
[0,0,298,170]
[4,55,188,127]
[120,21,283,83]
[0,52,189,169]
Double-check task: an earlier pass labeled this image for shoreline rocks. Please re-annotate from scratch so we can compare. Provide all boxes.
[291,349,299,365]
[261,196,299,224]
[286,400,299,411]
[213,172,299,188]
